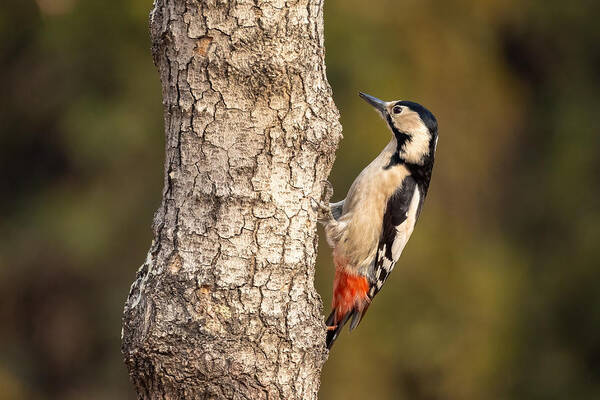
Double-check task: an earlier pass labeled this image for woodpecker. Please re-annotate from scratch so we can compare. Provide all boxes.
[318,92,438,349]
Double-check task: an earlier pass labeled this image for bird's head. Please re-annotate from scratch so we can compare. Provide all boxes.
[359,92,438,166]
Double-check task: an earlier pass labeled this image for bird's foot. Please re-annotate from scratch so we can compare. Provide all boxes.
[326,324,338,331]
[310,180,335,223]
[320,180,334,202]
[310,197,334,224]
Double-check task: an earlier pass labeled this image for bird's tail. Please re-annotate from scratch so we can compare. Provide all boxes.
[325,269,372,349]
[325,304,370,348]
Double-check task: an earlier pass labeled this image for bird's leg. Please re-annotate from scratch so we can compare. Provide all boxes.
[311,197,334,224]
[311,180,335,223]
[326,325,338,331]
[321,179,334,202]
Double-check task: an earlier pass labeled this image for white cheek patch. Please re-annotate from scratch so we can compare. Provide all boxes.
[393,111,431,164]
[402,129,430,164]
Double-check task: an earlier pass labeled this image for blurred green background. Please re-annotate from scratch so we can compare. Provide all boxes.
[1,0,599,399]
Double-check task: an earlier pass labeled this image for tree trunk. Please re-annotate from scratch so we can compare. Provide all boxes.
[121,0,341,399]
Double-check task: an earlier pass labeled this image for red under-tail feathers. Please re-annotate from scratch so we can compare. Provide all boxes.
[325,255,372,349]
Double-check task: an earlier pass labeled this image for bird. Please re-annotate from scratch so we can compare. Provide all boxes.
[317,92,438,349]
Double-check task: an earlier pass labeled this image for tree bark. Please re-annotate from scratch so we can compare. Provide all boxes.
[122,0,341,399]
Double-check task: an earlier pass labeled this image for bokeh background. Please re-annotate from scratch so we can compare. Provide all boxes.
[1,0,599,399]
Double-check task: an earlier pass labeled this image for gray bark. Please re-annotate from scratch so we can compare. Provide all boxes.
[121,0,342,399]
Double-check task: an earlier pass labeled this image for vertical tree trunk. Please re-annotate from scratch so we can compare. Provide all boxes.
[122,0,341,399]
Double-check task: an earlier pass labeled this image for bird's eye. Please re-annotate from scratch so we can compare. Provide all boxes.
[393,106,403,114]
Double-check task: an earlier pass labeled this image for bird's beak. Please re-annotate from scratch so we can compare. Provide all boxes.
[359,92,387,114]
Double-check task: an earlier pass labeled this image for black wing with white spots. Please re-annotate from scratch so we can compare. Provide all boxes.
[368,176,418,298]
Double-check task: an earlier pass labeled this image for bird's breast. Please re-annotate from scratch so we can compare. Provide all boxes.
[337,164,411,271]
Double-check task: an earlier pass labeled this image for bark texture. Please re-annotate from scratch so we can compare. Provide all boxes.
[122,0,341,399]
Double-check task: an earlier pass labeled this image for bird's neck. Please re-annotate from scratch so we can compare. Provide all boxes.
[405,157,434,196]
[383,138,435,196]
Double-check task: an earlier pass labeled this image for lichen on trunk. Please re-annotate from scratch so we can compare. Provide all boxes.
[121,0,342,398]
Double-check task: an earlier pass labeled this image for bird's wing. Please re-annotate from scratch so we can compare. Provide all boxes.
[368,176,421,298]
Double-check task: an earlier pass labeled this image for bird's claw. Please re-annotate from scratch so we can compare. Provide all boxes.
[310,197,334,223]
[310,180,335,223]
[320,180,334,202]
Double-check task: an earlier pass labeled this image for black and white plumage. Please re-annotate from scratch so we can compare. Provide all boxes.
[321,92,438,348]
[369,175,418,297]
